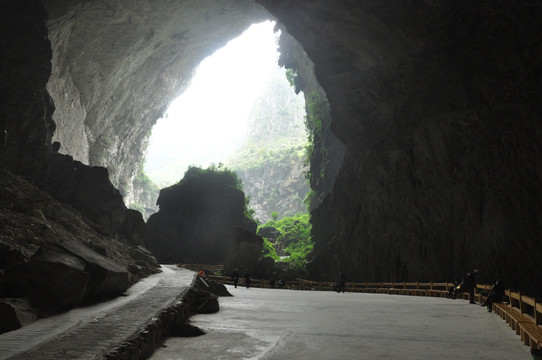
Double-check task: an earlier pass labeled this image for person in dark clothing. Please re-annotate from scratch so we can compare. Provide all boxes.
[336,272,346,293]
[458,269,479,304]
[244,270,251,289]
[270,271,276,288]
[231,268,240,288]
[482,279,505,312]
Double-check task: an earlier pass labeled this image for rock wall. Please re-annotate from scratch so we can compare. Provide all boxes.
[0,0,56,178]
[260,1,542,294]
[276,28,346,211]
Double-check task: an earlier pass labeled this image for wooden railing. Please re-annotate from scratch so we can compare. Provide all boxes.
[207,275,457,298]
[178,263,224,272]
[491,289,542,350]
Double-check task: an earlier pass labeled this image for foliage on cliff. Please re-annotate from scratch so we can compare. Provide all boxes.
[258,213,312,270]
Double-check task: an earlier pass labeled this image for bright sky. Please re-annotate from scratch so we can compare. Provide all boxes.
[144,21,281,186]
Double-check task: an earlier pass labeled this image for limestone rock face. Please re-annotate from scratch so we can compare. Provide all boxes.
[43,0,270,194]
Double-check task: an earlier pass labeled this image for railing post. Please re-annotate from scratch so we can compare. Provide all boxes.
[519,292,524,314]
[535,298,539,326]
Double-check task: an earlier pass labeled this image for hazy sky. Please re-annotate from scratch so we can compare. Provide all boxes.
[144,21,281,186]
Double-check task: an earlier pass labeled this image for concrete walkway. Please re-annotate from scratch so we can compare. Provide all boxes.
[0,265,195,360]
[151,286,531,360]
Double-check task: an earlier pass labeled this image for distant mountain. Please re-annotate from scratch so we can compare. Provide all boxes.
[226,66,309,222]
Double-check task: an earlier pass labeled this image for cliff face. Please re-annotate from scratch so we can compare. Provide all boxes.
[226,65,309,222]
[259,1,542,294]
[2,0,542,296]
[0,0,55,178]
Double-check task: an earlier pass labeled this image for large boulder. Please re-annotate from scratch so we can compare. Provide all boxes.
[24,240,129,309]
[58,240,129,299]
[0,298,38,334]
[26,244,90,309]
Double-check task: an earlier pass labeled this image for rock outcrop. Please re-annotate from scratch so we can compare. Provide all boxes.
[146,167,263,272]
[0,167,160,329]
[44,152,147,246]
[0,298,38,334]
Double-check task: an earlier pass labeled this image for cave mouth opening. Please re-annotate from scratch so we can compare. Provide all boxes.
[138,20,308,222]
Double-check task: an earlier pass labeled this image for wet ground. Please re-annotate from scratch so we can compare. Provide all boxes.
[150,285,530,360]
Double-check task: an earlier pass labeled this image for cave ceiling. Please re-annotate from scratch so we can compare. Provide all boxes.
[43,0,273,190]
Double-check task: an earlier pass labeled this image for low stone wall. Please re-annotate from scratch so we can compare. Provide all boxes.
[105,276,227,360]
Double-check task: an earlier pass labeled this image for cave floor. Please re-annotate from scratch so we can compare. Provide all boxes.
[151,286,530,360]
[0,265,195,360]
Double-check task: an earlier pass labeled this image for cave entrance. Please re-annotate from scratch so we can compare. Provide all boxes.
[137,21,309,223]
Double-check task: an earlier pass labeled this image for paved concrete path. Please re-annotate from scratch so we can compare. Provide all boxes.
[0,265,195,360]
[151,286,531,360]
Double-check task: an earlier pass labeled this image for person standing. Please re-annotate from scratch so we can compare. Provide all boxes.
[336,271,346,293]
[460,269,479,304]
[231,268,240,288]
[244,269,251,289]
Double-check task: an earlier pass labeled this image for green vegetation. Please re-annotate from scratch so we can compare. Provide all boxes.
[180,163,242,191]
[303,91,331,210]
[261,238,280,261]
[227,138,306,171]
[304,91,328,179]
[285,68,297,88]
[258,213,312,271]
